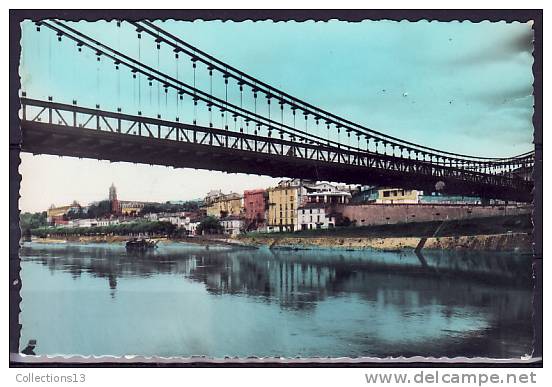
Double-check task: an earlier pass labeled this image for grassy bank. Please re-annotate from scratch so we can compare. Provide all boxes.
[239,214,532,240]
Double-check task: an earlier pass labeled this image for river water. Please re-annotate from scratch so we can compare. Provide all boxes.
[18,242,534,359]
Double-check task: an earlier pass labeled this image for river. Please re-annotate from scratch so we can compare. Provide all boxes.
[18,242,534,359]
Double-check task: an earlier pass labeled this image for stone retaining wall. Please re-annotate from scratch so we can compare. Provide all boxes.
[335,204,531,226]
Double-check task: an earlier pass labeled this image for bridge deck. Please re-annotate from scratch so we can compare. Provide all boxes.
[20,113,533,202]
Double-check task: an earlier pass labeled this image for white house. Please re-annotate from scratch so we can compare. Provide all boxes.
[303,182,351,206]
[158,215,191,228]
[184,221,200,236]
[76,218,99,228]
[297,204,337,231]
[220,216,245,236]
[143,213,159,221]
[97,219,120,227]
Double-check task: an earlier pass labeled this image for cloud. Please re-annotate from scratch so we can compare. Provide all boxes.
[449,25,534,66]
[470,83,533,106]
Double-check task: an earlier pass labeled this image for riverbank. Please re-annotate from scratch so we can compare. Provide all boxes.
[32,235,139,244]
[235,214,533,252]
[236,232,531,252]
[29,215,532,252]
[30,234,248,248]
[30,232,532,252]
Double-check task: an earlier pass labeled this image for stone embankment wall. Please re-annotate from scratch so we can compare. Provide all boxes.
[335,204,531,226]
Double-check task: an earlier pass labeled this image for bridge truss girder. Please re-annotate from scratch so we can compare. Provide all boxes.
[20,108,533,203]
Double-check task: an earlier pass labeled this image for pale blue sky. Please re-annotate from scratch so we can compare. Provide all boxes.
[19,19,534,212]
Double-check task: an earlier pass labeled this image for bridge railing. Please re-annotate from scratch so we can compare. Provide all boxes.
[20,97,533,191]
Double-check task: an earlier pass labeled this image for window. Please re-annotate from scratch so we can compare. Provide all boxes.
[383,191,390,197]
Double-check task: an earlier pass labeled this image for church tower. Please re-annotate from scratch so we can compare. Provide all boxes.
[109,183,119,214]
[109,183,117,201]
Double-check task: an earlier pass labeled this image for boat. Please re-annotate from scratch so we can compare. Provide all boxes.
[125,238,158,251]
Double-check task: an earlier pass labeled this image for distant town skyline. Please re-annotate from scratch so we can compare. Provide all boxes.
[19,20,534,213]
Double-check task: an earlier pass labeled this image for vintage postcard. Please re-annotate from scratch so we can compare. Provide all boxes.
[10,10,541,365]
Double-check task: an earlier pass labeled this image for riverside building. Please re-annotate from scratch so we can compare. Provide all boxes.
[267,179,314,232]
[243,189,268,231]
[206,192,242,218]
[297,184,351,230]
[375,188,421,204]
[46,201,82,225]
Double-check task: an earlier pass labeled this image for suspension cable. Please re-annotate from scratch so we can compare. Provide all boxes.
[131,19,529,161]
[40,19,533,167]
[40,19,469,160]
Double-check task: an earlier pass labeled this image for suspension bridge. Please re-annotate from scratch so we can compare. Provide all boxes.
[19,20,534,202]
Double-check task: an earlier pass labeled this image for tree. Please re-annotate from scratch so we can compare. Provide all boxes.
[196,216,222,235]
[141,200,201,215]
[20,211,48,233]
[30,220,178,237]
[87,200,112,219]
[65,206,87,220]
